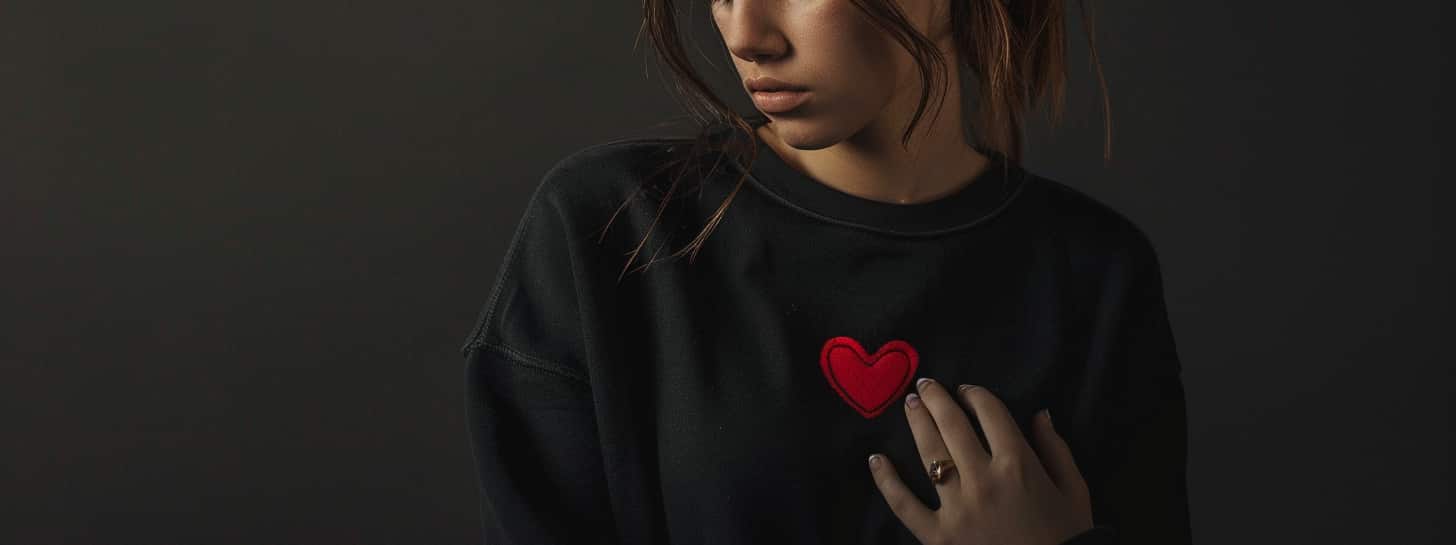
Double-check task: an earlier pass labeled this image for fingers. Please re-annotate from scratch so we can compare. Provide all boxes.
[912,378,990,472]
[867,453,938,538]
[1030,408,1088,495]
[958,385,1034,461]
[904,384,960,490]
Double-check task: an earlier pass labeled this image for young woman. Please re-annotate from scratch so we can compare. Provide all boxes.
[460,1,1190,544]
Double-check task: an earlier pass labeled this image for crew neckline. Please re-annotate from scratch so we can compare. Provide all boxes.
[728,112,1027,236]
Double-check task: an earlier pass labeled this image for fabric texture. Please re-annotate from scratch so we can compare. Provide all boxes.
[460,113,1191,545]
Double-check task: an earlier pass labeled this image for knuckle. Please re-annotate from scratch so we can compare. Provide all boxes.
[992,458,1035,489]
[993,453,1025,475]
[967,476,998,499]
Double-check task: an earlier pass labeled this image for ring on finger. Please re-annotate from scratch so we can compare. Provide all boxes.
[927,458,956,484]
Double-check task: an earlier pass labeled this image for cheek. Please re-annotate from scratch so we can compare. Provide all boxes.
[805,11,901,103]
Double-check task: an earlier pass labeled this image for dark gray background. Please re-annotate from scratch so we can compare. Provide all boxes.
[2,1,1449,543]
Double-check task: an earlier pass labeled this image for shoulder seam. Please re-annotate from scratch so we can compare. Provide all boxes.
[473,340,590,386]
[457,176,549,357]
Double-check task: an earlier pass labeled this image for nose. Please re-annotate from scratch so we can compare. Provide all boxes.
[717,1,789,63]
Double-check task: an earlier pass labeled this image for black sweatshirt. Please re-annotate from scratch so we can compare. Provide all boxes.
[460,113,1191,545]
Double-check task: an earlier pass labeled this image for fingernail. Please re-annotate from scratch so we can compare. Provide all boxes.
[916,377,934,392]
[905,392,922,408]
[868,454,881,469]
[957,384,973,394]
[1045,408,1055,429]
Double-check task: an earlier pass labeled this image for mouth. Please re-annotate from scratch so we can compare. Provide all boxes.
[751,89,811,114]
[744,76,809,94]
[749,84,808,92]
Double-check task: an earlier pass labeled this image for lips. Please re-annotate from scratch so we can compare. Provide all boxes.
[751,89,811,113]
[745,76,808,93]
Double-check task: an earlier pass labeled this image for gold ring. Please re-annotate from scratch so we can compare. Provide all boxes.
[927,458,956,484]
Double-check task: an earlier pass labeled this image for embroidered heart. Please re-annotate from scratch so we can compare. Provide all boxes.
[819,336,920,419]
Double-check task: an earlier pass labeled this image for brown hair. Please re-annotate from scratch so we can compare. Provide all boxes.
[600,0,1110,281]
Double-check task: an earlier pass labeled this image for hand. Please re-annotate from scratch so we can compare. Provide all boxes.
[866,378,1094,545]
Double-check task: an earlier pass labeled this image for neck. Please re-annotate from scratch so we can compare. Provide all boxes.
[754,61,989,205]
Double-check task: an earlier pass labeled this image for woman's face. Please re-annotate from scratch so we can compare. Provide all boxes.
[709,0,950,150]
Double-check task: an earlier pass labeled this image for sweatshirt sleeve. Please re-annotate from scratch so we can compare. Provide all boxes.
[458,163,618,544]
[463,342,616,544]
[1089,231,1193,545]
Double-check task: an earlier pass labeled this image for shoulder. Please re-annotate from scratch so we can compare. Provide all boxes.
[528,135,698,215]
[526,131,741,252]
[532,120,749,210]
[1028,172,1166,272]
[463,137,687,360]
[504,133,728,273]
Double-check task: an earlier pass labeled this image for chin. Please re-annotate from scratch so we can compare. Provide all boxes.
[761,116,844,151]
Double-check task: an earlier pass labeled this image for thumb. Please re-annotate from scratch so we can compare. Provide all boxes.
[1031,408,1086,494]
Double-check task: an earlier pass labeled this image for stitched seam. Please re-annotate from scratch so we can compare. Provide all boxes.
[459,174,553,357]
[477,340,590,387]
[461,137,684,357]
[728,154,1033,238]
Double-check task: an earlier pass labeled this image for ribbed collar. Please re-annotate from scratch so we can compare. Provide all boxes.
[728,112,1028,237]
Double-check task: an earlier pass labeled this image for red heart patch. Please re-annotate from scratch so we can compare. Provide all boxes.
[820,336,920,419]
